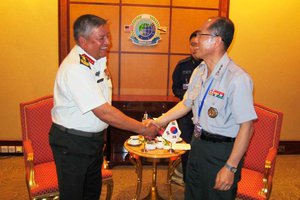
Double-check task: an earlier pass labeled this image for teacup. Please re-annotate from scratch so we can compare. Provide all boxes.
[156,141,164,149]
[129,135,140,145]
[145,141,156,150]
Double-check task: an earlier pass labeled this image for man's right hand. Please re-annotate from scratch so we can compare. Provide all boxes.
[142,123,159,140]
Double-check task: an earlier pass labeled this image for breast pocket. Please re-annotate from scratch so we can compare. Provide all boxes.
[204,94,226,119]
[214,94,226,108]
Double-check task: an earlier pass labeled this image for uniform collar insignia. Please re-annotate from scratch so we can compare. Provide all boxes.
[82,54,95,65]
[79,54,91,69]
[213,53,230,79]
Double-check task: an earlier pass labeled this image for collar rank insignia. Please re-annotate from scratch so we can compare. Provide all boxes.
[82,54,95,65]
[79,54,91,69]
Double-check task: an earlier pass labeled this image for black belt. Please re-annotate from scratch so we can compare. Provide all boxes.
[53,123,103,138]
[200,130,235,143]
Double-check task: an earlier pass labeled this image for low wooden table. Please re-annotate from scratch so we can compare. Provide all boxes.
[124,139,186,200]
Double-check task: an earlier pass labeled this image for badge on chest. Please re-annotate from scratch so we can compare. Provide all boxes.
[208,107,218,118]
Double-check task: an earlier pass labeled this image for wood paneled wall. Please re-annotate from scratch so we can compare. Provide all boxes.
[59,0,229,96]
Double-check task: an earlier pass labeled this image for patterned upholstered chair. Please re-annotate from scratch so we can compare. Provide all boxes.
[20,95,113,200]
[236,103,283,200]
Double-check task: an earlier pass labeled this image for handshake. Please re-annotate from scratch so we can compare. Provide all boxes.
[140,118,163,140]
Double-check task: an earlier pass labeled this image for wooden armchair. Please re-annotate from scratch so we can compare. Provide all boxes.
[20,95,113,200]
[237,103,283,200]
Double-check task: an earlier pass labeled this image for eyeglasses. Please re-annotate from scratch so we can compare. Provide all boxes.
[197,32,225,42]
[197,32,218,38]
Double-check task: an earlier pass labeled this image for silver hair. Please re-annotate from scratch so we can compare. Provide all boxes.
[73,14,107,43]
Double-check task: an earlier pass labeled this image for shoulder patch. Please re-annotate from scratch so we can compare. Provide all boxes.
[79,54,91,69]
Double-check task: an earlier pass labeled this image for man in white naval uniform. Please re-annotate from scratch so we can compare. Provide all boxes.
[49,14,157,200]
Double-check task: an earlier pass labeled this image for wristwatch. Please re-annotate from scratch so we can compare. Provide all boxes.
[225,163,237,174]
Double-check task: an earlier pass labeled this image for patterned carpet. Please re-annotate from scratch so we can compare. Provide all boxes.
[0,155,299,200]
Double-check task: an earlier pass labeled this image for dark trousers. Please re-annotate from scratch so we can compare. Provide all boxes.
[184,136,243,200]
[49,125,104,200]
[177,111,194,182]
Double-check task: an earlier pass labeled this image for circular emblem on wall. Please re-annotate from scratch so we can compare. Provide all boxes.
[124,14,166,46]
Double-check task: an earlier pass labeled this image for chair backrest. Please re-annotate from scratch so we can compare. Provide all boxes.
[20,95,54,165]
[243,103,283,175]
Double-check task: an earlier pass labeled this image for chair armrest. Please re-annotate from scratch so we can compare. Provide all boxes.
[260,147,277,198]
[23,140,37,188]
[23,140,34,160]
[265,147,277,168]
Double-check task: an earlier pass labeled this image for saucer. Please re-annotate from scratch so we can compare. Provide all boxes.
[127,139,142,146]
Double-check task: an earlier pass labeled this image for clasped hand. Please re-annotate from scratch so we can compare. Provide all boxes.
[141,119,162,140]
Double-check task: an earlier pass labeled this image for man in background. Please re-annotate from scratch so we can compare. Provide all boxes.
[49,14,157,200]
[171,30,202,184]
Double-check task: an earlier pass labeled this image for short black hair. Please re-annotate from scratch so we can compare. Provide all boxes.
[208,17,234,50]
[73,14,107,43]
[189,30,198,41]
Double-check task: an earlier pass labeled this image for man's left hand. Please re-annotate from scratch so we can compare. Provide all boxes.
[214,166,234,191]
